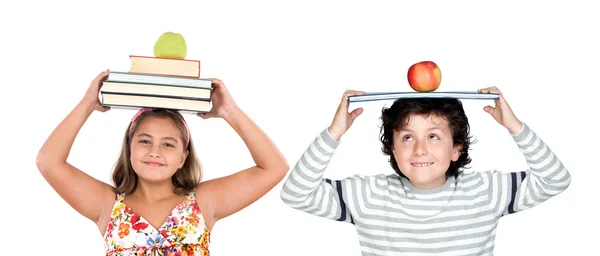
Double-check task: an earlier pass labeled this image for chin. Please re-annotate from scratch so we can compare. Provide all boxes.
[137,174,174,183]
[134,168,176,182]
[406,172,447,186]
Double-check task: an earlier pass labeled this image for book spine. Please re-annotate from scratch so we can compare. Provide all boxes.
[99,103,211,114]
[102,80,212,90]
[100,91,211,102]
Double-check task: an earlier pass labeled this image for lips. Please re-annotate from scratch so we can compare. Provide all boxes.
[411,162,433,167]
[144,161,165,167]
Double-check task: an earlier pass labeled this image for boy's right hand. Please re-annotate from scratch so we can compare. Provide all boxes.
[327,90,365,140]
[82,70,111,112]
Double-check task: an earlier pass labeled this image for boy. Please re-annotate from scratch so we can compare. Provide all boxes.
[280,87,571,255]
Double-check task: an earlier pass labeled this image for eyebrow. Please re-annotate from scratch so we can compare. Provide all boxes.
[399,127,444,133]
[136,133,179,143]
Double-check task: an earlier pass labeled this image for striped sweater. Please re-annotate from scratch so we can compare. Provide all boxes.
[280,123,571,256]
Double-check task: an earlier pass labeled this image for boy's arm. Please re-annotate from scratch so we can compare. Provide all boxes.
[280,128,355,224]
[489,123,572,216]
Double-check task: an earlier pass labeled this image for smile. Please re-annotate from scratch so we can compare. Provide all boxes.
[411,163,433,167]
[144,161,165,167]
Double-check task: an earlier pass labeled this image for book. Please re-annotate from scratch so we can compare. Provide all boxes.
[100,81,211,101]
[106,71,212,89]
[129,55,201,78]
[348,91,500,102]
[100,92,212,113]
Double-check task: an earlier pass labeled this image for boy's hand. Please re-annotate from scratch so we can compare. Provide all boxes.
[328,90,366,140]
[478,86,523,134]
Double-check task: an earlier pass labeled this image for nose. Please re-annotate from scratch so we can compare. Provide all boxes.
[148,143,162,158]
[413,140,428,156]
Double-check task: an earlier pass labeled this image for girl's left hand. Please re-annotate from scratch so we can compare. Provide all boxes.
[198,78,239,120]
[478,86,523,134]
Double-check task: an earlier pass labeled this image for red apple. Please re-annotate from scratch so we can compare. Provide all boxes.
[407,61,442,92]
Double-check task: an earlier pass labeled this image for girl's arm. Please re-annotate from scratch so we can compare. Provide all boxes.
[196,79,289,226]
[36,70,116,233]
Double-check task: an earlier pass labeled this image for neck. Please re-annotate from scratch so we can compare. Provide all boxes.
[400,175,455,195]
[410,177,447,190]
[131,179,177,202]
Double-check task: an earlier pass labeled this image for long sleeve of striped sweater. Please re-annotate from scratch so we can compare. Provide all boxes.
[280,122,571,255]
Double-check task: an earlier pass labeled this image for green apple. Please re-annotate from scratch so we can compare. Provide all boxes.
[153,32,187,59]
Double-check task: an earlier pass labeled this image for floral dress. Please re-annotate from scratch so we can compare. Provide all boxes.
[104,192,210,256]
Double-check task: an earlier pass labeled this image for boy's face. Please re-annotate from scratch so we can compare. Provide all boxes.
[392,113,462,189]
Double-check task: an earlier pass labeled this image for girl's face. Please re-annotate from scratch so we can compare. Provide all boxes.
[392,114,462,189]
[129,117,188,183]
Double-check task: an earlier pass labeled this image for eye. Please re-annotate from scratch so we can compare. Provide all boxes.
[139,139,150,144]
[403,135,413,141]
[164,143,175,148]
[429,134,440,140]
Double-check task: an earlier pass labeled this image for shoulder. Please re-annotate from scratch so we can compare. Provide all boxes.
[332,173,390,182]
[330,173,396,189]
[455,170,503,190]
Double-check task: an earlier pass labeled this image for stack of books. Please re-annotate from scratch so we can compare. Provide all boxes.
[100,55,213,113]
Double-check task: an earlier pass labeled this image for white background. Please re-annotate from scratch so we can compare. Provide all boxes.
[1,0,597,255]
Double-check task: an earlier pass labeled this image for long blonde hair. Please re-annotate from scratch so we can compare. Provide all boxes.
[111,109,202,195]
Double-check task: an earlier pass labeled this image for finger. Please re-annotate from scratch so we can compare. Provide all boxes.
[483,105,494,114]
[477,87,491,93]
[101,69,110,81]
[487,86,500,94]
[345,91,366,104]
[495,93,509,109]
[343,90,366,96]
[477,86,494,93]
[341,90,365,101]
[349,90,366,96]
[197,112,213,119]
[342,90,354,100]
[339,91,353,106]
[95,105,110,112]
[211,80,228,92]
[480,86,505,103]
[478,86,501,94]
[94,69,110,82]
[349,107,363,120]
[209,78,223,85]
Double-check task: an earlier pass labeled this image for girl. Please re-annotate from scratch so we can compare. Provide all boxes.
[36,70,289,255]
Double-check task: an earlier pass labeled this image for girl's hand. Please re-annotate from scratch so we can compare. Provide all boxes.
[197,78,239,120]
[82,70,111,112]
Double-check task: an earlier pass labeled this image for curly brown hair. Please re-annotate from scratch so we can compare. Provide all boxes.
[379,98,474,178]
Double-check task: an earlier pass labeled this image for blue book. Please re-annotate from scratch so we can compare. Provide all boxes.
[348,91,500,103]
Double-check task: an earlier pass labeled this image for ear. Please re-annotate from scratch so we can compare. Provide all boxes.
[451,145,462,161]
[180,150,189,168]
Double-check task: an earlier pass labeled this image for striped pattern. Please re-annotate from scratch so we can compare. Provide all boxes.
[280,123,571,255]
